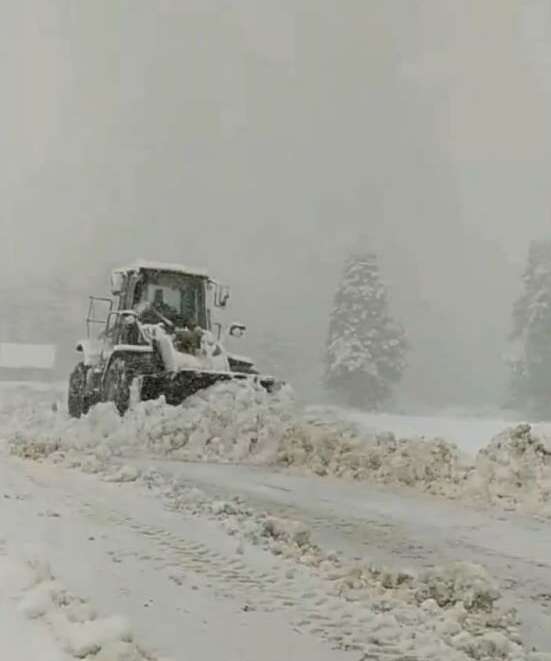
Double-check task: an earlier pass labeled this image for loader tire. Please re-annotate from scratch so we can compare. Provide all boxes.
[68,363,90,419]
[103,356,133,416]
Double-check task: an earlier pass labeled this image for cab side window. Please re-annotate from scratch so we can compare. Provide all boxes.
[104,313,120,345]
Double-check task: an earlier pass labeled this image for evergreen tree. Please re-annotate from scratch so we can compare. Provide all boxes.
[509,239,551,415]
[324,252,407,409]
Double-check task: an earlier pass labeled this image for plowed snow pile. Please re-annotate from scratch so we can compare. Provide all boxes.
[277,419,471,496]
[466,424,551,516]
[4,383,551,515]
[278,421,551,515]
[7,381,297,467]
[6,383,469,499]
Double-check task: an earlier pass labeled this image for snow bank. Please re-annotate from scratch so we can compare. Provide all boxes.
[0,545,169,660]
[279,421,551,516]
[6,383,471,500]
[277,419,470,495]
[326,560,527,660]
[466,424,551,516]
[4,383,551,517]
[8,380,297,468]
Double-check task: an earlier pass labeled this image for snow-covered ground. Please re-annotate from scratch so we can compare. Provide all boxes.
[0,545,155,661]
[1,381,551,660]
[0,552,73,661]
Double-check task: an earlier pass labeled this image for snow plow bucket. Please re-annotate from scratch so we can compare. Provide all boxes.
[140,370,283,406]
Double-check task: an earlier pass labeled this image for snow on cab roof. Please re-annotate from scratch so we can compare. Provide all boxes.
[114,259,209,278]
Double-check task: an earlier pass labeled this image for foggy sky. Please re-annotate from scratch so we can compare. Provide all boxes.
[2,1,550,406]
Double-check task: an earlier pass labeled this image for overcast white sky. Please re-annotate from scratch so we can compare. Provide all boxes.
[2,1,550,405]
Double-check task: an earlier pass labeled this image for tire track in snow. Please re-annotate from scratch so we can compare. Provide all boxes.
[74,498,413,658]
[0,456,355,661]
[6,455,541,660]
[130,459,551,652]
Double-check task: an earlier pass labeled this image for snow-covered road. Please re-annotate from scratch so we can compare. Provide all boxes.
[1,449,550,660]
[0,453,353,661]
[130,459,551,651]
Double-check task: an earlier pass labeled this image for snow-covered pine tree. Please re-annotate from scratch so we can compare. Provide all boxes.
[508,239,551,415]
[324,252,407,409]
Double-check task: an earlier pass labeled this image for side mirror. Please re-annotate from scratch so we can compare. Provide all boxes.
[111,272,124,295]
[229,323,246,338]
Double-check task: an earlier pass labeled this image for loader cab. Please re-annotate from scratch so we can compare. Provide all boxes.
[112,264,210,330]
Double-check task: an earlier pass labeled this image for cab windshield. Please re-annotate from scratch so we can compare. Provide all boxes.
[134,271,207,328]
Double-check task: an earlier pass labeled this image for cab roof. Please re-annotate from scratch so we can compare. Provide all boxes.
[113,259,209,279]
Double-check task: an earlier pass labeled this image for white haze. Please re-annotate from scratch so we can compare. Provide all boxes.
[1,0,551,408]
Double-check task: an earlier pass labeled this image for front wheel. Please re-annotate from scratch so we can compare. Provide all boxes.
[103,356,134,416]
[68,363,90,418]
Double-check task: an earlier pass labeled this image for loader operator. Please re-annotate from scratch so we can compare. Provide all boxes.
[137,288,203,354]
[153,289,178,322]
[137,288,177,326]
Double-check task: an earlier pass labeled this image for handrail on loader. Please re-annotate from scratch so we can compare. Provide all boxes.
[86,296,114,338]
